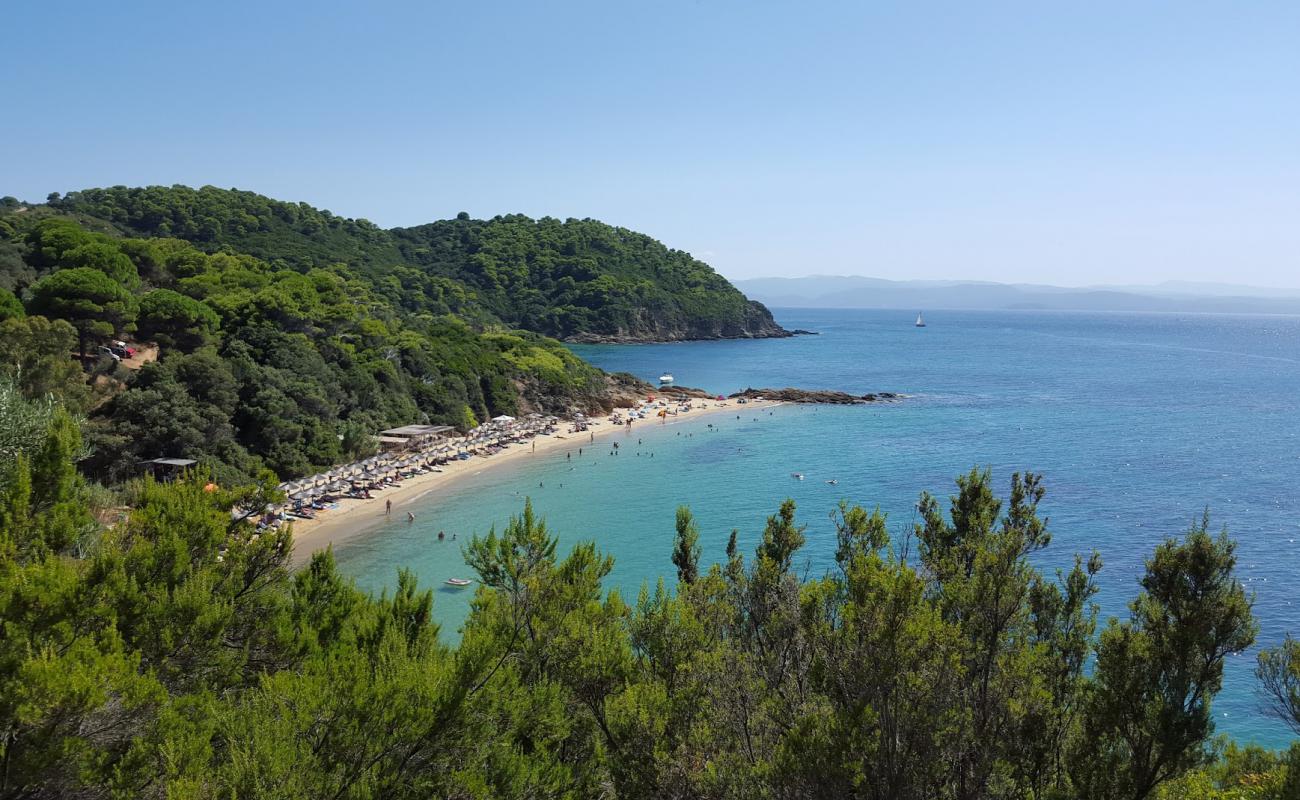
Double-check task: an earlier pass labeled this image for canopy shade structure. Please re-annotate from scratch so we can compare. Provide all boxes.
[139,457,197,467]
[376,436,409,444]
[491,415,516,423]
[137,457,198,482]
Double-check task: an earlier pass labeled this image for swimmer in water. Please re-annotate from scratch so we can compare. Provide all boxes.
[407,512,416,522]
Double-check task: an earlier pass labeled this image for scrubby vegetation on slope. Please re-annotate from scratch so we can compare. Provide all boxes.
[0,402,1290,799]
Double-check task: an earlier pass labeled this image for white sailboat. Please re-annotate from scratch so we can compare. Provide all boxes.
[915,312,926,328]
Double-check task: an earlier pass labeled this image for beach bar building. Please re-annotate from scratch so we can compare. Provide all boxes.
[377,424,453,452]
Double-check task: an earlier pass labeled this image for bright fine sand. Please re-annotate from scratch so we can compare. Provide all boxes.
[288,399,779,566]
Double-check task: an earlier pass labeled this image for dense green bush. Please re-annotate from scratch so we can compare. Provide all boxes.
[0,415,1279,799]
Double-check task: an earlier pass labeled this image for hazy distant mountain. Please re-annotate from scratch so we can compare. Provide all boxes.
[732,275,1300,314]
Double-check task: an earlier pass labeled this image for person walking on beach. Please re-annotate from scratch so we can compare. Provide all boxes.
[385,499,392,515]
[532,441,536,453]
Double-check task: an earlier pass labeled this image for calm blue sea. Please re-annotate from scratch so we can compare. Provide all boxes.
[333,308,1300,746]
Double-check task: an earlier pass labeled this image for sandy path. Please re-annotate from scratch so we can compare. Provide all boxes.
[288,399,779,566]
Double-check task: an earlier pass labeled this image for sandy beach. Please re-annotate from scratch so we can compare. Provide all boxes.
[289,398,779,565]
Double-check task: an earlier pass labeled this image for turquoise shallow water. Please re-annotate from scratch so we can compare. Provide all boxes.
[333,308,1300,746]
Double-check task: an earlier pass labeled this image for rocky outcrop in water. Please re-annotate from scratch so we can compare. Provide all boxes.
[728,387,900,404]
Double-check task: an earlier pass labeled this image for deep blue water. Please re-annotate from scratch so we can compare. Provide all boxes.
[333,308,1300,746]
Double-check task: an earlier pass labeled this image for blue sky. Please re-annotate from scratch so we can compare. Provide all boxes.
[3,1,1298,287]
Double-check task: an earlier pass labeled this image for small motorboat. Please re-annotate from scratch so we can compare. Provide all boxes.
[825,479,838,485]
[444,578,473,588]
[791,472,805,480]
[659,372,674,385]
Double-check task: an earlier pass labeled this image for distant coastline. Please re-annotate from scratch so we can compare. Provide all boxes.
[735,275,1300,315]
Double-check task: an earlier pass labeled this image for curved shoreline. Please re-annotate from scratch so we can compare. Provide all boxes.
[288,398,780,567]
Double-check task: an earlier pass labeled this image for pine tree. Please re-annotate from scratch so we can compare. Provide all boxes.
[671,505,700,585]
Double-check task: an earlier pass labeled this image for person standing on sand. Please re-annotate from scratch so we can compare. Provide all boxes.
[385,499,392,515]
[532,441,536,453]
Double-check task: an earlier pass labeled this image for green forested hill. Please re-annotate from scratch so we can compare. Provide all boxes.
[39,185,788,341]
[0,202,621,485]
[389,215,785,340]
[0,183,785,485]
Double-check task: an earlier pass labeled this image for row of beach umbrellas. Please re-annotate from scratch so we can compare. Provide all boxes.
[271,414,557,504]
